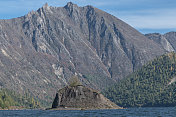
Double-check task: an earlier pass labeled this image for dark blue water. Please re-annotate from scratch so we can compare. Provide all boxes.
[0,107,175,117]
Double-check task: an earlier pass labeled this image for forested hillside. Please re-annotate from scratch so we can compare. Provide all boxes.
[104,52,176,107]
[0,89,40,109]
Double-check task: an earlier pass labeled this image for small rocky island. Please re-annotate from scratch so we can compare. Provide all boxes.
[51,85,122,110]
[51,76,122,110]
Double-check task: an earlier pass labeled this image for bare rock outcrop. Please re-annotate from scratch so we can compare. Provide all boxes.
[145,33,175,52]
[52,85,121,109]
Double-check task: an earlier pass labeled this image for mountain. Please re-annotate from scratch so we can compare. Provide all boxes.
[145,32,176,52]
[0,2,166,105]
[103,52,176,107]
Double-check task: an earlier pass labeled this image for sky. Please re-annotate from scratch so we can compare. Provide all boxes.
[0,0,175,34]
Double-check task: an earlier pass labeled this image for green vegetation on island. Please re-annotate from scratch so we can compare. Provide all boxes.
[0,89,40,109]
[103,52,176,107]
[68,76,82,87]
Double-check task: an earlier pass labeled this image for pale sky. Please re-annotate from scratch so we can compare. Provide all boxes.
[0,0,175,34]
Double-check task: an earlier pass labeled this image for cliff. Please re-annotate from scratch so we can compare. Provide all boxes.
[52,85,121,109]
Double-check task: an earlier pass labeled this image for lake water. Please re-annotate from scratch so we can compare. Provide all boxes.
[0,107,175,117]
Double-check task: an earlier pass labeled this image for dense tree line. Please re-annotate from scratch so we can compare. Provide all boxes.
[0,89,40,109]
[103,52,176,107]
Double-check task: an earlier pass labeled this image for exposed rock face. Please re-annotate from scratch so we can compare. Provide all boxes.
[52,85,121,109]
[145,32,176,52]
[164,32,176,51]
[0,2,166,103]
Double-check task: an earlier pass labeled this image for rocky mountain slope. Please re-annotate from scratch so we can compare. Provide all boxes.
[145,32,176,52]
[0,2,166,104]
[52,85,121,109]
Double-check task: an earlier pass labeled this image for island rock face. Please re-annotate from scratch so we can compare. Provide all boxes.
[52,85,121,109]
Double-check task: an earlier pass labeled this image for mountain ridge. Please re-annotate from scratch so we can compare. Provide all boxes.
[145,32,176,52]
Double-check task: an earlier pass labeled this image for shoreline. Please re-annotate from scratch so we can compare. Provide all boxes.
[1,106,176,111]
[46,107,124,111]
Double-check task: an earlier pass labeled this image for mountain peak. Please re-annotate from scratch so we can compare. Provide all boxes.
[165,31,176,35]
[66,2,75,6]
[39,2,53,14]
[64,2,78,9]
[42,3,49,9]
